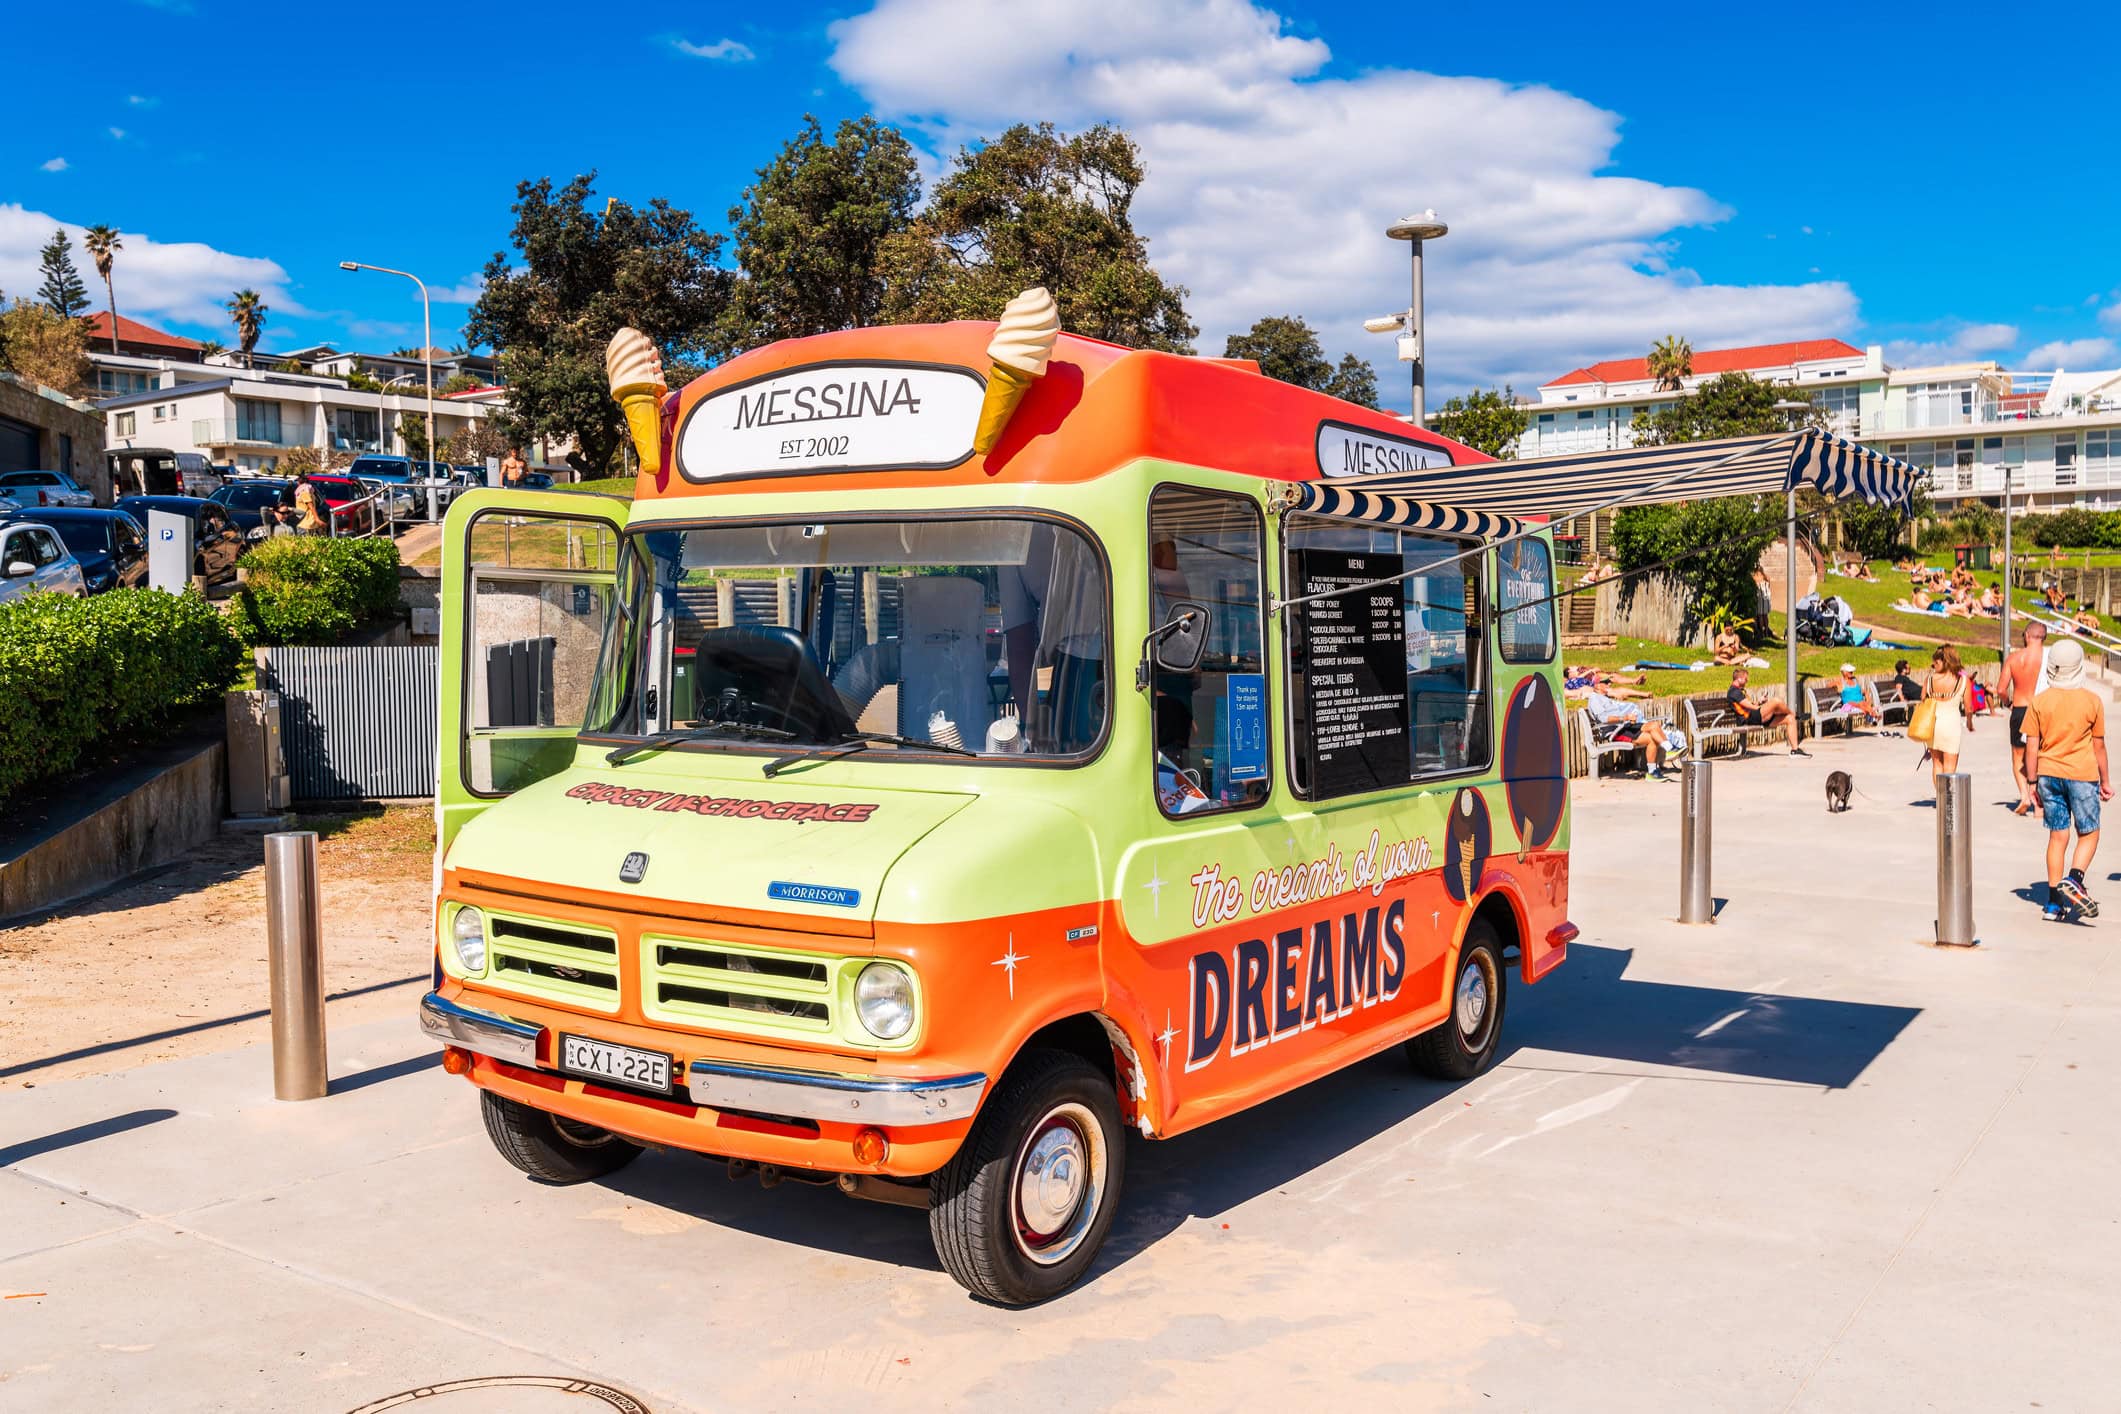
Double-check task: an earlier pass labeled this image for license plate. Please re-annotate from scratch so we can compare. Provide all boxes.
[558,1035,671,1091]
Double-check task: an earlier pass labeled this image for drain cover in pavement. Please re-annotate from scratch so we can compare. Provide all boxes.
[347,1376,649,1413]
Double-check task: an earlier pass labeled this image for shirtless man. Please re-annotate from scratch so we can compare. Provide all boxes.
[2001,621,2049,815]
[500,446,526,488]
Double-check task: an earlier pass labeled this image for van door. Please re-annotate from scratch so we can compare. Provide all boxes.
[438,487,625,853]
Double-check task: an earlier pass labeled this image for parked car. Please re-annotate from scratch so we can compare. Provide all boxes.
[346,454,419,483]
[0,520,87,601]
[292,475,378,536]
[115,495,246,583]
[207,477,294,535]
[109,448,184,497]
[354,477,418,522]
[0,469,95,509]
[173,452,223,497]
[0,509,140,594]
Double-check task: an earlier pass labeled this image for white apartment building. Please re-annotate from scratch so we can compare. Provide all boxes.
[101,367,492,470]
[1872,365,2121,514]
[1510,339,1889,458]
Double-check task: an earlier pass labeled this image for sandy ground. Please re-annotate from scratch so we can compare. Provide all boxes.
[0,808,434,1090]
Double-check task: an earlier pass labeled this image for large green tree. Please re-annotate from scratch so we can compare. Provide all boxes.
[1222,315,1379,407]
[0,298,94,398]
[879,123,1196,352]
[723,115,921,350]
[466,174,734,475]
[38,230,90,319]
[1432,386,1528,458]
[1631,371,1822,445]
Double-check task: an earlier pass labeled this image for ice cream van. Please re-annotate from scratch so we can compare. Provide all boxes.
[422,289,1573,1304]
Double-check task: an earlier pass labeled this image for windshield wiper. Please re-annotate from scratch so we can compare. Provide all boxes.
[760,730,977,779]
[605,719,797,766]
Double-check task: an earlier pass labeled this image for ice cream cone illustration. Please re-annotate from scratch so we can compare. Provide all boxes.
[1458,838,1475,899]
[605,328,668,475]
[973,287,1060,455]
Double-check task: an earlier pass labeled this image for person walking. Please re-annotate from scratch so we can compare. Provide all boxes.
[2000,622,2049,815]
[1922,645,1969,781]
[2023,636,2109,922]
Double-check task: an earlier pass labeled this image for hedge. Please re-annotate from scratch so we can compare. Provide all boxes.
[0,588,244,798]
[232,536,401,646]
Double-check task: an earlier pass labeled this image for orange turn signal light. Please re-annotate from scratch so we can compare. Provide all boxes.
[442,1046,472,1076]
[851,1127,888,1166]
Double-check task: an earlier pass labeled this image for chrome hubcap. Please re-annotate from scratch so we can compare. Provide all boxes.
[1456,958,1491,1039]
[1012,1101,1106,1266]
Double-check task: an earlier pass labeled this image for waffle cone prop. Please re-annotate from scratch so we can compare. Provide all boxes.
[605,328,668,475]
[972,287,1060,455]
[1458,838,1476,899]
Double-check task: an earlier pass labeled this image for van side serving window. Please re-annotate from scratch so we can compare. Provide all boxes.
[1497,536,1555,663]
[1148,487,1270,818]
[1284,515,1489,798]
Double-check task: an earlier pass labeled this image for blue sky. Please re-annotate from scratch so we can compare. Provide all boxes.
[4,0,2115,403]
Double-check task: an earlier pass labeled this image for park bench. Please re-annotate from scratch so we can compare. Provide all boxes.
[1867,678,1913,727]
[1578,705,1666,780]
[1805,679,1869,737]
[1682,691,1756,758]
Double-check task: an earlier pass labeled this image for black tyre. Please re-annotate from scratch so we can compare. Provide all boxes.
[1407,920,1508,1081]
[929,1049,1126,1306]
[479,1090,643,1184]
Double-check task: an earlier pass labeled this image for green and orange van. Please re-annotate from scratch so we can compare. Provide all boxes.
[423,307,1572,1303]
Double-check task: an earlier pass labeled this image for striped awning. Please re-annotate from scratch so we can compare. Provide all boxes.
[1277,428,1922,535]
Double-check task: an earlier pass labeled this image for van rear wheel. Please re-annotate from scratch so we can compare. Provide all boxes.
[929,1049,1125,1306]
[480,1090,642,1184]
[1407,920,1507,1080]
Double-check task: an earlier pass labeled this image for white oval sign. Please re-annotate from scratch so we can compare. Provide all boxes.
[676,363,987,483]
[1316,419,1452,478]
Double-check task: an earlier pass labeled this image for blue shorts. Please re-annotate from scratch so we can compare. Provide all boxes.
[2037,777,2101,835]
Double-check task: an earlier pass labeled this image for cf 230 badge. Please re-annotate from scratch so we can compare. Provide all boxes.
[619,851,650,884]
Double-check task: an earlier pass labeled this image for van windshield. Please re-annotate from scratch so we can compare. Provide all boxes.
[586,517,1110,760]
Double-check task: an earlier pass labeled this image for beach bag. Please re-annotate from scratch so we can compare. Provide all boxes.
[1908,697,1938,744]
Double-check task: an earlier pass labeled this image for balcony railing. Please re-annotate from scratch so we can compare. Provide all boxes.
[190,419,315,449]
[1869,397,2120,434]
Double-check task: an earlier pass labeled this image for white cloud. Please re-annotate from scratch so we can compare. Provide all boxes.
[430,274,486,305]
[1883,320,2020,368]
[108,127,127,140]
[2099,300,2121,332]
[2025,337,2118,369]
[827,0,1861,397]
[0,204,301,328]
[671,36,755,61]
[39,157,67,173]
[127,94,159,108]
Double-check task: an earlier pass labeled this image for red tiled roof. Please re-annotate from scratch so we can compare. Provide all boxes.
[1544,339,1864,389]
[82,311,203,352]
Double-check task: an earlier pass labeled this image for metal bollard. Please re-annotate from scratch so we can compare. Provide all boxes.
[1678,757,1713,924]
[1935,772,1977,946]
[263,831,329,1098]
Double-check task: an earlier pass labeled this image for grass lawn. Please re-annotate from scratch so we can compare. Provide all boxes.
[1822,557,2065,653]
[1564,625,1990,700]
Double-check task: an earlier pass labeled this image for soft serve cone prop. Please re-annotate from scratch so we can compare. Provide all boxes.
[605,327,669,476]
[972,286,1061,455]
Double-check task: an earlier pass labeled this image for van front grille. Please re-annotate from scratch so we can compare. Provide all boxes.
[484,912,621,1013]
[641,934,846,1041]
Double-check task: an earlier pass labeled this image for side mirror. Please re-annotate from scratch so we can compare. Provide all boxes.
[5,560,34,578]
[1152,601,1211,673]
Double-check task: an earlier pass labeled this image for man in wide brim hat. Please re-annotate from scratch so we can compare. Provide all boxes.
[2023,636,2111,922]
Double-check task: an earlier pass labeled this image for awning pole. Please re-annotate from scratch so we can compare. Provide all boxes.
[1787,487,1800,734]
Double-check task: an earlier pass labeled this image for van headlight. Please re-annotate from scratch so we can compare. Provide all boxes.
[451,906,487,973]
[854,962,915,1041]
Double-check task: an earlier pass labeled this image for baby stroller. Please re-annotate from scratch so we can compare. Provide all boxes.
[1794,592,1872,649]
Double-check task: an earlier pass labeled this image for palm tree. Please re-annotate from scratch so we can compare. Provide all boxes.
[1648,335,1693,392]
[196,339,227,362]
[82,225,123,353]
[226,289,268,369]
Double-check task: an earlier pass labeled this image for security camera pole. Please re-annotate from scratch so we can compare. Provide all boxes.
[1380,211,1448,426]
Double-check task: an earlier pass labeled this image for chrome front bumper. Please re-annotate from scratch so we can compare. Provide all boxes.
[418,991,987,1126]
[419,991,541,1066]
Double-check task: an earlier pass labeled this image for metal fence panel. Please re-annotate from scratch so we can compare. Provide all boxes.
[259,646,438,800]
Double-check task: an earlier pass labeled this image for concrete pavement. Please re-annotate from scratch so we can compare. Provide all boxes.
[4,728,2117,1412]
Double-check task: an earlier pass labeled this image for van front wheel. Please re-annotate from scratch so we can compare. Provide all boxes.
[929,1049,1125,1306]
[480,1090,642,1184]
[1407,920,1507,1080]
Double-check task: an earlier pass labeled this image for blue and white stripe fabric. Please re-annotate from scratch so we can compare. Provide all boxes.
[1278,428,1920,533]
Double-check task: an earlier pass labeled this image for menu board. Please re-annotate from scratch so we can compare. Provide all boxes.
[1295,548,1409,795]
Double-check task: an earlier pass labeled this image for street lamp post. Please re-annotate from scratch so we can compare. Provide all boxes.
[339,261,435,475]
[1385,211,1447,426]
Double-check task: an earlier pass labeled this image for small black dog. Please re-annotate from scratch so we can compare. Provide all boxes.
[1825,770,1854,813]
